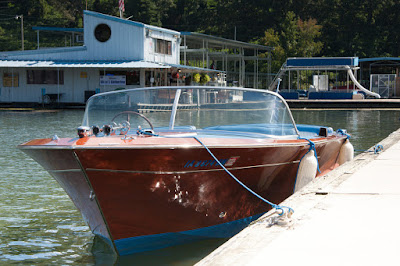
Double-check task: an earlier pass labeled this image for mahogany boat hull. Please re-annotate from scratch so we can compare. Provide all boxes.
[19,134,346,255]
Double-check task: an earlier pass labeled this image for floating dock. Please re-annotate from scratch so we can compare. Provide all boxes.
[287,98,400,109]
[197,127,400,265]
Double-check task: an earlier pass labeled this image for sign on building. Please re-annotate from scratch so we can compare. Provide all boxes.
[3,73,19,87]
[100,75,126,86]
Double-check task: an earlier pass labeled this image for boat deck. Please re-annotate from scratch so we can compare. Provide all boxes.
[197,127,400,266]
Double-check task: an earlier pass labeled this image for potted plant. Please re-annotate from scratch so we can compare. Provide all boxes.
[193,73,201,83]
[200,74,210,84]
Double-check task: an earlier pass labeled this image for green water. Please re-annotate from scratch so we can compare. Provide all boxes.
[1,109,400,265]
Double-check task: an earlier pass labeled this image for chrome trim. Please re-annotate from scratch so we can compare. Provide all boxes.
[169,88,181,130]
[18,138,335,150]
[85,159,304,175]
[82,86,300,134]
[47,169,82,173]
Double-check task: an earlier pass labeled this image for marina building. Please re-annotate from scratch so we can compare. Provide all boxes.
[0,10,272,106]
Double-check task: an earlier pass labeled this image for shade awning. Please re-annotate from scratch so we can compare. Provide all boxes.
[168,63,223,73]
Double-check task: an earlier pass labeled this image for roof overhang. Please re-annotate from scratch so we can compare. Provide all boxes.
[168,63,223,73]
[32,26,83,33]
[0,60,171,69]
[359,57,400,62]
[0,60,224,73]
[286,57,359,68]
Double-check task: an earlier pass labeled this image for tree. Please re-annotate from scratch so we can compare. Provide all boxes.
[257,11,323,72]
[125,0,176,27]
[93,0,119,17]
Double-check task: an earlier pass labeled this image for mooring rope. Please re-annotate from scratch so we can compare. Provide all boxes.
[337,129,383,154]
[355,144,383,154]
[132,129,294,215]
[298,137,320,173]
[337,128,351,139]
[292,137,320,193]
[193,136,294,216]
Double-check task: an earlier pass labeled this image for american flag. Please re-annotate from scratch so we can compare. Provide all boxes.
[119,0,125,12]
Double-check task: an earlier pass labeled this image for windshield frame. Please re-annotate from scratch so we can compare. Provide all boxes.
[83,86,300,136]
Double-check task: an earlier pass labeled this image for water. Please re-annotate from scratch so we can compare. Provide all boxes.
[292,109,400,153]
[1,109,400,265]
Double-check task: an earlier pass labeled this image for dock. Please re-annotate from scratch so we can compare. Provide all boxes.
[286,98,400,109]
[197,127,400,265]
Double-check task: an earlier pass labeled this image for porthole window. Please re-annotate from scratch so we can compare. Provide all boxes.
[94,24,111,42]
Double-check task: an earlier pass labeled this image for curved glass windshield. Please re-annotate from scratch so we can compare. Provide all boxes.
[83,86,298,137]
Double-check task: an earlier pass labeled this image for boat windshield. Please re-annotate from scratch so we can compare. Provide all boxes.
[83,86,298,137]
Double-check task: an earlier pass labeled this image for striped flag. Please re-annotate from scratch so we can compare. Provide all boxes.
[119,0,125,12]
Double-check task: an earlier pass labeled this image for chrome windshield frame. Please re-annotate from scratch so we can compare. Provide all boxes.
[83,86,300,136]
[169,88,182,130]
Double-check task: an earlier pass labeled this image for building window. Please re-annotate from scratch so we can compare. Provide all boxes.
[155,39,172,55]
[99,71,140,86]
[27,70,64,84]
[126,71,140,85]
[3,73,19,87]
[94,24,111,42]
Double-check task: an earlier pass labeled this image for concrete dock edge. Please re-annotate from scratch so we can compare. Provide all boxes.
[196,128,400,266]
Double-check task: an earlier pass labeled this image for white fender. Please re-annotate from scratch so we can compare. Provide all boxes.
[294,150,318,192]
[338,139,354,165]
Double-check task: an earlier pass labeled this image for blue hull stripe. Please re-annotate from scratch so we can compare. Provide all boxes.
[114,213,264,256]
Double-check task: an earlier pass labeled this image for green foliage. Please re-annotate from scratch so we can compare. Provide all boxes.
[193,73,201,83]
[257,11,323,72]
[200,74,210,84]
[1,0,400,69]
[125,0,176,27]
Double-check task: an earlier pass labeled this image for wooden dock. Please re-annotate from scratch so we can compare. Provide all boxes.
[287,98,400,109]
[197,127,400,265]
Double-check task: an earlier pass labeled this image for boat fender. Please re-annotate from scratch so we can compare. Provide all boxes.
[338,139,354,165]
[294,149,318,192]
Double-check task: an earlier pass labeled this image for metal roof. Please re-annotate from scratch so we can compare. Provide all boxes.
[0,60,222,72]
[359,57,400,62]
[286,57,359,68]
[32,26,83,33]
[180,32,273,51]
[0,60,170,69]
[168,63,223,73]
[0,60,228,73]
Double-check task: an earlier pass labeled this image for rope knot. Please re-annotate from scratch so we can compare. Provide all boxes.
[337,129,351,139]
[374,144,383,154]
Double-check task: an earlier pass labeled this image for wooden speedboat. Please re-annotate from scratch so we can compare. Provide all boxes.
[19,86,351,255]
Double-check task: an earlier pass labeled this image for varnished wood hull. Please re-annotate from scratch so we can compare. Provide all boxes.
[19,134,346,255]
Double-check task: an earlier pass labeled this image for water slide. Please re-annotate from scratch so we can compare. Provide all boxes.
[345,66,381,99]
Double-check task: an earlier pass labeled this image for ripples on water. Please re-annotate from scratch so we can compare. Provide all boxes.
[292,109,400,153]
[0,110,95,265]
[1,109,400,265]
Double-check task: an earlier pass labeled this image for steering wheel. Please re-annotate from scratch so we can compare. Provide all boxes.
[111,111,154,131]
